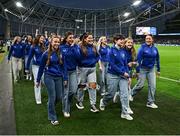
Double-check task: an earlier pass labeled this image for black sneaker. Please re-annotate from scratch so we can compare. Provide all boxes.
[90,105,99,113]
[76,102,84,109]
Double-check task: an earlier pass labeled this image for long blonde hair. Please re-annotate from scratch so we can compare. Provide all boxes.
[97,36,107,51]
[124,38,136,61]
[46,36,63,66]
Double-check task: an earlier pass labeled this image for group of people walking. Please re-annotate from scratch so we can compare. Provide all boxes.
[7,31,160,125]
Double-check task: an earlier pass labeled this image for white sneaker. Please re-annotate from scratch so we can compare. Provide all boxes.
[14,79,18,83]
[26,75,29,80]
[127,108,134,114]
[29,76,32,80]
[99,98,105,111]
[76,102,84,109]
[90,105,99,113]
[64,112,70,118]
[121,114,133,121]
[129,95,134,102]
[113,92,119,103]
[96,84,101,91]
[101,92,106,96]
[51,120,59,125]
[36,101,42,105]
[146,103,158,109]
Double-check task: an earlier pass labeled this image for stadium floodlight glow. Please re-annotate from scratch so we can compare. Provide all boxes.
[123,12,130,17]
[123,18,135,23]
[75,19,83,22]
[133,0,141,6]
[4,8,9,12]
[4,8,20,18]
[16,1,23,8]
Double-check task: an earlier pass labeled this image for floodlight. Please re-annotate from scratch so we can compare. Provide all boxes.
[133,0,141,6]
[123,12,130,17]
[4,8,8,12]
[16,1,23,8]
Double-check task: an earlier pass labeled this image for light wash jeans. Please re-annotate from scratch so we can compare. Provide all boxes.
[44,74,64,121]
[99,62,108,94]
[64,70,78,113]
[77,67,97,105]
[102,73,129,115]
[11,57,23,82]
[132,68,156,104]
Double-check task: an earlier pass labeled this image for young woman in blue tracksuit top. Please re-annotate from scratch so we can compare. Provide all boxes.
[97,36,110,96]
[26,35,46,104]
[60,32,80,118]
[99,34,133,120]
[24,35,33,80]
[8,36,25,83]
[76,32,100,113]
[125,38,137,101]
[131,34,160,109]
[36,36,67,126]
[113,37,137,114]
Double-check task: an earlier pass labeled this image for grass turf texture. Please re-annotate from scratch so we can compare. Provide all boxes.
[0,47,7,63]
[14,45,180,135]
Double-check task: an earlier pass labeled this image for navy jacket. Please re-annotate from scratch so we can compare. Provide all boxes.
[136,43,160,73]
[99,45,111,62]
[24,43,32,56]
[8,43,25,60]
[37,50,67,82]
[26,45,44,70]
[78,44,99,67]
[108,45,129,77]
[60,44,80,71]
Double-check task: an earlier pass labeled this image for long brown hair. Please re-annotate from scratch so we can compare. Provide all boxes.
[33,35,46,52]
[125,38,136,61]
[61,31,73,45]
[46,36,63,66]
[80,32,98,56]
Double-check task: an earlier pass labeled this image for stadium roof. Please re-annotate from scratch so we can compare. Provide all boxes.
[0,0,178,37]
[0,0,160,11]
[41,0,133,10]
[40,0,162,10]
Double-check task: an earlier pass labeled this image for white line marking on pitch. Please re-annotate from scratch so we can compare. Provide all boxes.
[159,76,180,83]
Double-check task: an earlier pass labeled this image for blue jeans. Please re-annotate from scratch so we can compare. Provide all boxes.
[99,62,108,94]
[103,73,129,115]
[44,74,64,121]
[132,68,156,104]
[77,88,96,105]
[64,70,78,113]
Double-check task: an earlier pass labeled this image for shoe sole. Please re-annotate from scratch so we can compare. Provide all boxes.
[121,115,133,121]
[99,108,105,111]
[90,109,99,113]
[76,103,84,110]
[146,105,158,109]
[128,112,134,114]
[36,102,42,104]
[64,115,70,118]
